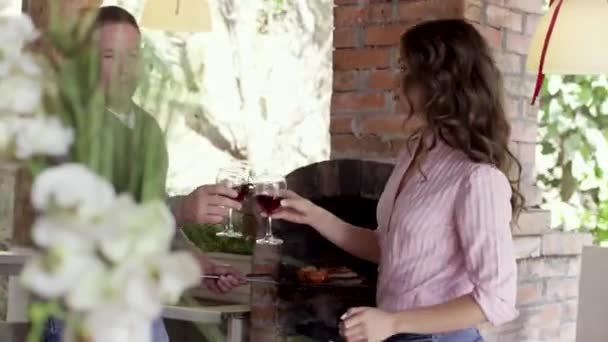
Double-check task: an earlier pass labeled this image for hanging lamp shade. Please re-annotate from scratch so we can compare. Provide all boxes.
[526,0,608,103]
[140,0,212,32]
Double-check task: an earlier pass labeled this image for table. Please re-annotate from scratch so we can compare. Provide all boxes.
[0,250,250,342]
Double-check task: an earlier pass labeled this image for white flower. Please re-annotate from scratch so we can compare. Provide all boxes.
[31,216,95,251]
[20,249,98,299]
[65,260,109,311]
[98,199,175,262]
[13,116,74,159]
[0,72,43,115]
[0,14,38,59]
[151,252,201,303]
[31,163,115,219]
[107,252,200,318]
[75,307,151,342]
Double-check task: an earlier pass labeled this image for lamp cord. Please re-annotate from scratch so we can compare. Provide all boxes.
[175,0,181,15]
[531,0,564,105]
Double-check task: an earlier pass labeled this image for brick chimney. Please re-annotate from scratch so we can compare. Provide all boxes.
[330,0,591,340]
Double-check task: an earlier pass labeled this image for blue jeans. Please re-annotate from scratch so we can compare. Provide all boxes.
[42,317,169,342]
[385,328,483,342]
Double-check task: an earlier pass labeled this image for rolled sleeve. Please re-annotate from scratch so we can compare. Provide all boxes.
[455,166,518,326]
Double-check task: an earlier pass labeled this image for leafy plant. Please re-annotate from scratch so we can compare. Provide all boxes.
[182,223,254,255]
[538,75,608,244]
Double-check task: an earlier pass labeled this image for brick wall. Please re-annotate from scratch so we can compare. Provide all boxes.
[331,0,592,341]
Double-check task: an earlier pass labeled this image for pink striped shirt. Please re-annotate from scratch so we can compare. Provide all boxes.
[375,134,518,326]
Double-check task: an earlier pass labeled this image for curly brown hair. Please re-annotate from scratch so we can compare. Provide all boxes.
[399,18,524,217]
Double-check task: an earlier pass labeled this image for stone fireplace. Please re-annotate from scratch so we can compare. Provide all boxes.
[249,159,393,341]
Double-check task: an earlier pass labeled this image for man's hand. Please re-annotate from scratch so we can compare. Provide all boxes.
[202,261,247,294]
[176,184,242,226]
[191,250,246,293]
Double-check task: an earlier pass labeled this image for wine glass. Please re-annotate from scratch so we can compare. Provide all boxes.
[253,173,286,245]
[216,165,250,238]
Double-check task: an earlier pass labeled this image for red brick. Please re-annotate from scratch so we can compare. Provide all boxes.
[504,0,545,14]
[509,119,537,143]
[503,75,525,97]
[512,208,551,236]
[506,31,531,55]
[358,115,420,136]
[334,28,358,48]
[331,134,357,152]
[358,136,393,156]
[525,13,542,36]
[330,115,355,134]
[514,236,542,259]
[505,96,522,119]
[542,233,594,256]
[368,70,397,89]
[367,3,394,23]
[398,0,464,22]
[513,304,561,329]
[334,6,366,27]
[567,257,581,277]
[331,134,392,157]
[515,141,536,168]
[334,71,359,91]
[559,322,577,342]
[472,23,503,50]
[334,48,391,70]
[517,257,570,281]
[485,5,524,32]
[517,282,544,305]
[522,99,541,118]
[493,51,523,75]
[335,0,358,4]
[331,92,386,112]
[561,299,578,322]
[364,24,410,46]
[520,184,542,207]
[464,0,483,23]
[545,277,579,301]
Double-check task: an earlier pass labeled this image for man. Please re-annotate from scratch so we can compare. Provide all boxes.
[43,6,244,342]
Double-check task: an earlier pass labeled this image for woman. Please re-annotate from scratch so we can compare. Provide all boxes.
[272,19,523,342]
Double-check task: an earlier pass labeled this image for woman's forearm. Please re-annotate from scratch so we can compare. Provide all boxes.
[392,294,486,334]
[311,208,380,263]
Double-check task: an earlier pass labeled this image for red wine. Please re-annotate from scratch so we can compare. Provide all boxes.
[233,184,250,202]
[256,195,282,214]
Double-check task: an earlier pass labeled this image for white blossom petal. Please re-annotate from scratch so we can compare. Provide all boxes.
[0,73,43,115]
[13,116,74,159]
[153,252,201,304]
[31,216,95,252]
[65,260,109,311]
[79,307,152,342]
[20,250,96,299]
[31,163,115,219]
[99,199,175,262]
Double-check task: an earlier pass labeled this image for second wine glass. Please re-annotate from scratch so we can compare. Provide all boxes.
[216,165,250,238]
[253,173,286,245]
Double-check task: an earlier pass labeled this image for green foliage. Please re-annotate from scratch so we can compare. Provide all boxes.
[538,75,608,244]
[182,223,254,255]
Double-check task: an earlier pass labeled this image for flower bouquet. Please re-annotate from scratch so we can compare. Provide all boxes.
[0,4,200,342]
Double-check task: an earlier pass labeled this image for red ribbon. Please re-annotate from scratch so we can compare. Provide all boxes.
[531,0,564,105]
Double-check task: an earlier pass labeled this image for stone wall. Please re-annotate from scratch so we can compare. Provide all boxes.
[330,0,591,341]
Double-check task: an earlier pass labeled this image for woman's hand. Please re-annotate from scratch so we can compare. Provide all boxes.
[269,189,327,227]
[340,307,396,342]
